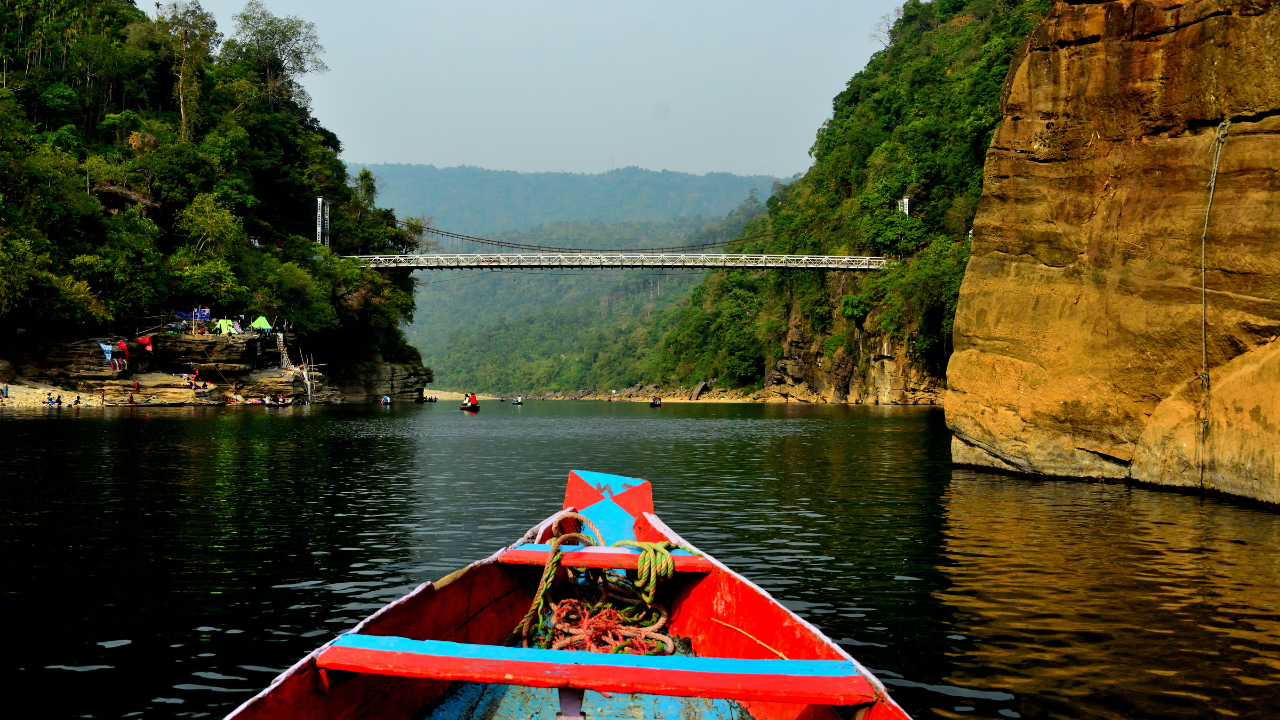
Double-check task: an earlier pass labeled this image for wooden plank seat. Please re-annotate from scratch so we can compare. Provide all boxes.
[317,635,878,706]
[497,544,714,573]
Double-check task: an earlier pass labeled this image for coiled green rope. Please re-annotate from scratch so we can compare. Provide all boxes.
[610,540,692,605]
[510,519,698,653]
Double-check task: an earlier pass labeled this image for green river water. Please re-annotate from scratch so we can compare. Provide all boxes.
[2,401,1278,719]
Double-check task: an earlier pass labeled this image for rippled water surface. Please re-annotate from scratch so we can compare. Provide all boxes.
[3,402,1278,719]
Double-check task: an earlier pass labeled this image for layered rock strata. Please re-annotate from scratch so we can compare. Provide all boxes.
[946,0,1280,501]
[327,360,434,403]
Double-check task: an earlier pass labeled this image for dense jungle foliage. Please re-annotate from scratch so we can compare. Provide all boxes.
[414,197,764,392]
[420,0,1049,392]
[656,0,1052,387]
[358,163,778,236]
[0,0,426,365]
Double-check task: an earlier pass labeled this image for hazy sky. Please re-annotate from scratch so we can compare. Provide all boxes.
[196,1,900,177]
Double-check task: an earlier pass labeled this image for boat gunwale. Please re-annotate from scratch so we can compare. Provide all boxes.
[225,500,909,719]
[223,515,552,718]
[638,512,905,715]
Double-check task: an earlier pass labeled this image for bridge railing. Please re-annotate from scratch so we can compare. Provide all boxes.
[345,253,891,271]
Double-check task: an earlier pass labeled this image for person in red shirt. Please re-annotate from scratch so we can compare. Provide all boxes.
[468,393,478,406]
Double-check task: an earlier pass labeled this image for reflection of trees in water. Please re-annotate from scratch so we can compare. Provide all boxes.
[939,472,1280,719]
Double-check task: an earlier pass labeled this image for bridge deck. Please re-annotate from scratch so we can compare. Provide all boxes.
[346,253,890,271]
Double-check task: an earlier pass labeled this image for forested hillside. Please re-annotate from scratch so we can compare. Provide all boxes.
[410,194,764,391]
[656,0,1051,387]
[353,163,778,235]
[0,0,422,367]
[421,0,1048,394]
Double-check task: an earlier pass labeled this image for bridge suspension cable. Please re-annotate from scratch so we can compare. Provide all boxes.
[394,220,792,254]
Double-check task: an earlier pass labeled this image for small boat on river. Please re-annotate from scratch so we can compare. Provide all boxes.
[226,470,911,720]
[460,403,479,411]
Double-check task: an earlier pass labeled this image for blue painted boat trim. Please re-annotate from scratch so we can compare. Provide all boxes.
[334,635,860,678]
[575,497,637,545]
[571,470,645,497]
[516,543,695,556]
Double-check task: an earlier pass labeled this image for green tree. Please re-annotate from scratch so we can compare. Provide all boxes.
[155,1,222,141]
[176,192,244,254]
[0,1,422,371]
[223,0,327,110]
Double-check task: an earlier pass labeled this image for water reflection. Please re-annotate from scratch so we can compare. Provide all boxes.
[938,472,1280,719]
[2,403,1278,719]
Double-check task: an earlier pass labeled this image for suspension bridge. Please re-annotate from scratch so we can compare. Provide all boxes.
[337,224,891,271]
[346,252,889,271]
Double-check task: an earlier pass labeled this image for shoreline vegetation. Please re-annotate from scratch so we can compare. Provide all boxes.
[0,0,430,397]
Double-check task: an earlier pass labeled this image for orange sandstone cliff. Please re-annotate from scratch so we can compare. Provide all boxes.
[946,0,1280,502]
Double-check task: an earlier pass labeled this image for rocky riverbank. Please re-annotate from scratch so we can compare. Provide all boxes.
[467,369,942,405]
[2,333,432,405]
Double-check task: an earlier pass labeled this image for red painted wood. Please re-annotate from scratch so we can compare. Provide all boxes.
[740,700,848,720]
[564,473,605,513]
[862,700,913,720]
[317,646,879,706]
[632,513,669,543]
[564,471,653,518]
[226,560,539,720]
[611,482,654,517]
[497,548,713,572]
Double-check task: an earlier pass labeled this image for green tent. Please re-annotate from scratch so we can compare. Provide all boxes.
[250,316,272,331]
[216,319,237,334]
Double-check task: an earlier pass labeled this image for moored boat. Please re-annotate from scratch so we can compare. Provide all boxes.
[226,470,911,720]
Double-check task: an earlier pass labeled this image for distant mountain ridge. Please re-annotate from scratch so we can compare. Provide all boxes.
[348,163,779,234]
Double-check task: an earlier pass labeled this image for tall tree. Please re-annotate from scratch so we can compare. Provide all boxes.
[155,1,221,141]
[224,0,326,110]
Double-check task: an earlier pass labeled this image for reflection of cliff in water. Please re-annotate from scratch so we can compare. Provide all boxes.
[938,470,1280,719]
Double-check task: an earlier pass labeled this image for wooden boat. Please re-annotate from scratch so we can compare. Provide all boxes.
[460,403,479,411]
[226,470,911,720]
[649,401,663,408]
[512,400,523,405]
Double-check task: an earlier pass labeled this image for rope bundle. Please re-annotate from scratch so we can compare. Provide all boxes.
[510,511,696,655]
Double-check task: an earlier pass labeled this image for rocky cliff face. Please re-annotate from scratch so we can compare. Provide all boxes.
[758,313,944,405]
[327,359,434,403]
[946,0,1280,501]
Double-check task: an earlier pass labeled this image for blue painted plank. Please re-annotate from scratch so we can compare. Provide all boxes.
[422,682,742,720]
[334,635,859,678]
